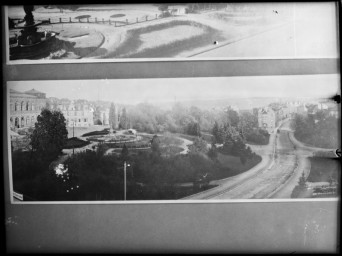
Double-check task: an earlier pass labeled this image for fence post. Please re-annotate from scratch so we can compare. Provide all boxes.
[48,18,51,23]
[69,17,72,22]
[59,17,62,23]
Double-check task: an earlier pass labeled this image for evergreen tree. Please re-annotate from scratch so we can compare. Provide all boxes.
[212,121,220,143]
[151,135,161,157]
[119,107,128,129]
[30,109,68,160]
[121,144,129,161]
[109,103,117,130]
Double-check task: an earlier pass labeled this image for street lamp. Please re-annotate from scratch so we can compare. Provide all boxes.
[72,121,75,155]
[123,161,130,200]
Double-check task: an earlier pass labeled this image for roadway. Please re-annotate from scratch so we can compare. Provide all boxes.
[183,118,335,200]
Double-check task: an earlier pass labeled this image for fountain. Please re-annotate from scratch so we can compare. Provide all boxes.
[9,5,57,60]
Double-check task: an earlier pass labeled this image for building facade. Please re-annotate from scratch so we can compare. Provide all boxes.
[49,99,94,127]
[9,88,47,129]
[258,107,277,133]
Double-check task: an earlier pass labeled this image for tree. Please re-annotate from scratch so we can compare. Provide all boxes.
[212,121,220,143]
[188,137,208,155]
[121,144,129,161]
[225,107,240,128]
[158,4,169,12]
[207,141,218,160]
[30,109,68,160]
[119,107,128,129]
[151,135,161,157]
[187,121,201,137]
[109,103,117,130]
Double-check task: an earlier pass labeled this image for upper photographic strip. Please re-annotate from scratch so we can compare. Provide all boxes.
[5,3,339,64]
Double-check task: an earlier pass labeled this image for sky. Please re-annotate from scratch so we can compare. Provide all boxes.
[8,74,340,105]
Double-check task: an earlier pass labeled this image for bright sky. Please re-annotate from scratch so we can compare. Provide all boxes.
[8,74,340,104]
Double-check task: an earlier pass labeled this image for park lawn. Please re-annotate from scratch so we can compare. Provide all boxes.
[160,146,184,155]
[108,19,224,58]
[58,27,91,38]
[159,135,183,146]
[215,152,261,178]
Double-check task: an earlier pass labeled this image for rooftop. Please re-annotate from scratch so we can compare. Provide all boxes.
[24,88,45,94]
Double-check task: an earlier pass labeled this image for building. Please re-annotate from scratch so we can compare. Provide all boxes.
[258,107,277,133]
[93,104,121,128]
[168,5,187,15]
[9,88,47,129]
[49,98,94,127]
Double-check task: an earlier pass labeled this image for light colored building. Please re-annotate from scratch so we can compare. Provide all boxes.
[9,88,47,129]
[50,99,94,127]
[99,108,110,126]
[258,107,277,133]
[168,5,187,15]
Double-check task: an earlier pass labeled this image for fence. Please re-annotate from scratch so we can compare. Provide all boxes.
[36,13,166,28]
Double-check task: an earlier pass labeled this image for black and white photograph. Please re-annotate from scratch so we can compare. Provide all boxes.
[6,2,338,63]
[3,2,340,254]
[7,76,340,202]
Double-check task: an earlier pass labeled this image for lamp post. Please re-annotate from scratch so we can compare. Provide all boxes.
[72,121,75,155]
[123,161,130,200]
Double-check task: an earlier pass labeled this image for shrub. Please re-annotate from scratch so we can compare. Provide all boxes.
[63,137,90,149]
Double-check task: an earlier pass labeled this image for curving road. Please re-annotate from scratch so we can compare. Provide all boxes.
[183,118,335,200]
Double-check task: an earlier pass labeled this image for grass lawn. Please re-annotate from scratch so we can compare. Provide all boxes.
[159,135,183,146]
[161,146,184,155]
[59,27,91,38]
[106,19,224,58]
